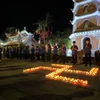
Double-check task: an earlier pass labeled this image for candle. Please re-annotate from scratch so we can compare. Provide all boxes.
[23,64,99,87]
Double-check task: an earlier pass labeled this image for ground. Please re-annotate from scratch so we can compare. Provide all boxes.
[0,59,100,100]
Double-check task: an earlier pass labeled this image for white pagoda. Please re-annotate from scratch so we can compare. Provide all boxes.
[69,0,100,56]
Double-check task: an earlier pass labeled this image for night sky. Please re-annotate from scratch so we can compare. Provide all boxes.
[0,1,73,40]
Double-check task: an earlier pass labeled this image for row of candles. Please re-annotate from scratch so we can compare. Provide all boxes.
[51,64,99,76]
[51,64,72,68]
[23,64,99,87]
[23,66,57,73]
[46,67,88,87]
[63,68,99,76]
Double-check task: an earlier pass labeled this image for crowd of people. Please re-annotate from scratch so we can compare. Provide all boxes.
[0,39,92,67]
[0,43,67,63]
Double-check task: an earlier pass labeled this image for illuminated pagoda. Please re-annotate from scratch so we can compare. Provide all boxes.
[5,27,39,48]
[69,0,100,56]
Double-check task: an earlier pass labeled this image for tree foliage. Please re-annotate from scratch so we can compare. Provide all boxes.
[49,28,71,49]
[33,12,53,44]
[34,12,53,33]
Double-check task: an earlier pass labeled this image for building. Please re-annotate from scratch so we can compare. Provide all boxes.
[5,29,21,46]
[69,0,100,56]
[4,27,39,49]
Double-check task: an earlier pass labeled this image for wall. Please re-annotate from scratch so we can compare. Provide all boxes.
[90,36,99,50]
[75,36,82,50]
[97,16,100,26]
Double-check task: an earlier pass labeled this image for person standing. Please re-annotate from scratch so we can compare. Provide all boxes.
[46,44,51,61]
[31,45,35,61]
[0,47,2,60]
[71,41,78,65]
[6,46,10,58]
[52,44,58,63]
[83,39,92,67]
[16,47,19,59]
[41,43,45,62]
[19,47,23,60]
[3,47,6,59]
[36,46,40,61]
[10,47,14,59]
[61,43,67,64]
[24,46,29,60]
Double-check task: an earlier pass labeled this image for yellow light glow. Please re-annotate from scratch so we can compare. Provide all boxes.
[23,64,99,87]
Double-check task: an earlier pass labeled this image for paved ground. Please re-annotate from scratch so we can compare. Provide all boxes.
[0,59,100,100]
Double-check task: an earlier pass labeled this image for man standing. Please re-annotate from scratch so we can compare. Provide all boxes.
[83,39,92,67]
[71,41,78,65]
[61,43,67,64]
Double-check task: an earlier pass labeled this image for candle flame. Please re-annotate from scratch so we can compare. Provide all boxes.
[23,64,99,87]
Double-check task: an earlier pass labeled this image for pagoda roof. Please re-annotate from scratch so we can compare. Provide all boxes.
[76,0,86,2]
[69,29,100,39]
[5,32,20,37]
[72,0,94,13]
[71,10,100,25]
[20,30,29,37]
[4,41,19,46]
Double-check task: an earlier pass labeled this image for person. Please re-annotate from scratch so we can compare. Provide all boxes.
[83,39,92,67]
[3,47,6,59]
[31,45,35,61]
[46,44,51,61]
[52,44,58,63]
[10,47,14,59]
[25,46,29,60]
[16,47,19,59]
[41,43,45,62]
[61,43,67,63]
[19,47,23,60]
[0,47,2,60]
[36,46,40,61]
[71,41,78,65]
[6,46,10,58]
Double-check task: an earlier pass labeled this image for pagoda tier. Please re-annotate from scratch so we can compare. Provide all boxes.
[72,0,87,2]
[72,0,95,13]
[72,10,100,25]
[69,29,100,54]
[69,29,100,39]
[72,2,100,24]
